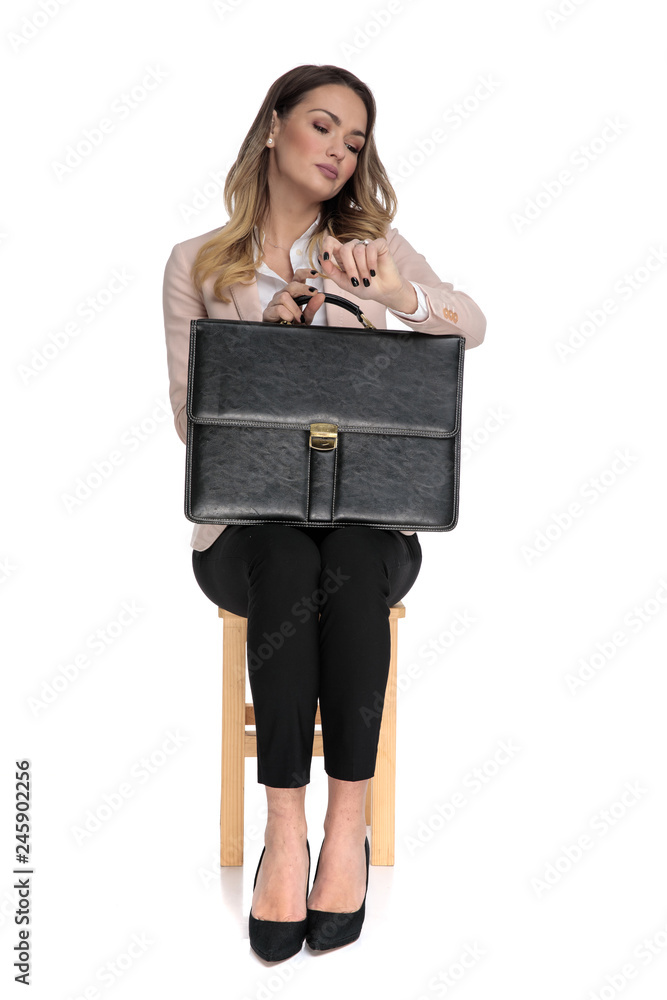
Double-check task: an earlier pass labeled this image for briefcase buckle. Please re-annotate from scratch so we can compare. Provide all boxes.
[309,423,338,451]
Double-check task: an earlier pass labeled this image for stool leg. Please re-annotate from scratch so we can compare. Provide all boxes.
[220,617,247,866]
[371,615,398,866]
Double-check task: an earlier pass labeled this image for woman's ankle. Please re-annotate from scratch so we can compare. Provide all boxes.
[264,818,308,844]
[322,775,369,839]
[263,786,307,842]
[322,811,367,842]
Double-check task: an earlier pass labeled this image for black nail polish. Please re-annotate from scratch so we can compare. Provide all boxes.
[323,252,329,260]
[310,270,317,275]
[362,278,370,287]
[300,315,306,323]
[351,277,359,287]
[308,286,317,292]
[370,269,376,277]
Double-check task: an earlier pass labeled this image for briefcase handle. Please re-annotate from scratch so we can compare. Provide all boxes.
[285,292,376,330]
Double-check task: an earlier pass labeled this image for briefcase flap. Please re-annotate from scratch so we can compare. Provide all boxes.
[187,319,464,437]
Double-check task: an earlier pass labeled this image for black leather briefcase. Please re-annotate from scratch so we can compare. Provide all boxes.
[185,293,465,531]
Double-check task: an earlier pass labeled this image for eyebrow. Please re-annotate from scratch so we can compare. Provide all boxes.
[306,108,366,140]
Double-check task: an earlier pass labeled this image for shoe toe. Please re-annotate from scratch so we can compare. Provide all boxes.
[249,914,308,962]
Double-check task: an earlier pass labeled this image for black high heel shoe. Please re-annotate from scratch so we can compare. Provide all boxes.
[306,836,370,951]
[249,840,311,962]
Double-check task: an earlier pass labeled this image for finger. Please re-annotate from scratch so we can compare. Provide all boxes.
[361,239,379,281]
[335,238,376,290]
[285,279,321,296]
[373,237,390,275]
[277,290,303,324]
[338,239,363,289]
[293,267,322,281]
[269,305,288,324]
[352,241,372,287]
[319,236,345,274]
[274,305,299,324]
[281,281,321,317]
[302,291,326,324]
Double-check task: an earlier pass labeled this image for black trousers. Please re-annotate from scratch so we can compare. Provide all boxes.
[192,524,422,787]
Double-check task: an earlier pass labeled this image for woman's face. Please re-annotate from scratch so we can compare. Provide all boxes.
[269,84,368,200]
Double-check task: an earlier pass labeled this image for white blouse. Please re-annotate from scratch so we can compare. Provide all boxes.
[252,215,429,324]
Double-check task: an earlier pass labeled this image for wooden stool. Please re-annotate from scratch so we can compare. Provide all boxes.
[218,601,406,867]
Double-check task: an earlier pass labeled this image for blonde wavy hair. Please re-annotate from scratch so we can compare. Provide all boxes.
[191,64,398,304]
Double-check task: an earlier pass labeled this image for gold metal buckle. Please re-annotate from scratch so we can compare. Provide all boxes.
[309,423,338,450]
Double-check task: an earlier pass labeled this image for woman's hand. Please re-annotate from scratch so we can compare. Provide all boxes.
[262,269,326,325]
[317,236,416,313]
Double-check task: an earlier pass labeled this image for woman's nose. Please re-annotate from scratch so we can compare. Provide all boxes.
[326,138,345,159]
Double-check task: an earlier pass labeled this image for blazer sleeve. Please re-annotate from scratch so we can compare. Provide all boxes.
[385,226,486,349]
[163,241,208,444]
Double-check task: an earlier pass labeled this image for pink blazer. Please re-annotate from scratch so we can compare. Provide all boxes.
[163,223,487,551]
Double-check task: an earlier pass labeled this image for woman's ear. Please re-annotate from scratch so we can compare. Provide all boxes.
[268,111,280,143]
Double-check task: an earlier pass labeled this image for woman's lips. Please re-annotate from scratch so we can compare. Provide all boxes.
[316,164,338,179]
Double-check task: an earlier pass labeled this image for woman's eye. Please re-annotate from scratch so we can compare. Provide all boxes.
[313,123,359,155]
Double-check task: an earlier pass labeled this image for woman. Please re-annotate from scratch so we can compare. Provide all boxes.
[163,64,486,961]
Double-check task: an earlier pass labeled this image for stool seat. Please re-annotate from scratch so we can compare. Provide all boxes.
[218,602,405,867]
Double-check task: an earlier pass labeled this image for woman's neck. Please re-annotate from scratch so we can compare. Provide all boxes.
[260,208,321,251]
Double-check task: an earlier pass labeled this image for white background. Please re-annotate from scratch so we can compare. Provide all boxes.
[2,0,667,997]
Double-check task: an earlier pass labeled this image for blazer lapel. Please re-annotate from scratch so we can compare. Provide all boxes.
[229,280,263,323]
